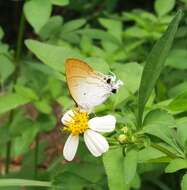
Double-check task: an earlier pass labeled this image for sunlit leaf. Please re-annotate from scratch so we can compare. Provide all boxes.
[0,55,15,83]
[168,91,187,113]
[155,0,175,16]
[61,19,86,33]
[39,16,63,40]
[79,29,121,46]
[143,109,176,128]
[25,40,83,73]
[166,49,187,70]
[24,0,52,33]
[0,93,32,115]
[103,148,125,190]
[50,0,69,6]
[137,10,182,127]
[124,149,138,185]
[165,158,187,173]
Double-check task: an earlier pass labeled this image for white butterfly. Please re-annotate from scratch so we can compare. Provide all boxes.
[65,58,123,111]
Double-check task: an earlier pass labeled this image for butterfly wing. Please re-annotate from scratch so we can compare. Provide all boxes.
[65,59,111,110]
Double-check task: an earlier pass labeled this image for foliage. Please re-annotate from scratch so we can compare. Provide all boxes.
[0,0,187,190]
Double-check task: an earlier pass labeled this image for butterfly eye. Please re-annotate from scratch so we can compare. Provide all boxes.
[111,89,117,94]
[107,78,111,84]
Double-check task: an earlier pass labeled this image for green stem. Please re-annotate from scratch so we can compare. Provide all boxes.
[0,179,51,187]
[137,109,143,130]
[5,2,26,174]
[34,135,39,178]
[5,110,14,174]
[151,143,179,159]
[14,8,26,81]
[5,141,11,174]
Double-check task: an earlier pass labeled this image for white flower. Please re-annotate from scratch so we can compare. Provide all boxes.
[61,109,116,161]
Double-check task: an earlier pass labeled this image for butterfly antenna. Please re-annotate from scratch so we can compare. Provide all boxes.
[109,71,116,81]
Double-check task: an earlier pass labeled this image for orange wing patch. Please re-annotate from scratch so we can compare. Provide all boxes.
[65,58,94,102]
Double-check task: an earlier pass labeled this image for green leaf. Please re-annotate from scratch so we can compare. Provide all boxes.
[0,179,51,187]
[103,148,124,190]
[9,111,33,136]
[57,96,75,110]
[165,159,187,173]
[79,28,121,46]
[137,10,182,127]
[155,0,175,17]
[0,93,32,115]
[0,27,4,40]
[169,82,187,98]
[50,0,69,6]
[61,19,86,33]
[13,126,38,155]
[61,162,105,184]
[0,55,15,83]
[34,99,52,114]
[166,49,187,70]
[80,36,93,54]
[124,149,138,185]
[26,60,65,81]
[143,124,180,152]
[99,18,122,41]
[138,147,165,162]
[181,174,187,190]
[39,16,63,40]
[24,0,52,33]
[143,109,176,128]
[25,40,83,73]
[177,117,187,147]
[112,62,143,106]
[168,91,187,113]
[14,85,38,100]
[36,114,56,132]
[52,172,87,190]
[47,77,62,98]
[0,124,11,144]
[113,62,143,93]
[85,57,110,74]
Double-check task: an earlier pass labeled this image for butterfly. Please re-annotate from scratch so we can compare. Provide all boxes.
[65,58,123,111]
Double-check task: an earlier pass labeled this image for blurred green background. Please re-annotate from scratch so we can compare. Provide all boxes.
[0,0,187,190]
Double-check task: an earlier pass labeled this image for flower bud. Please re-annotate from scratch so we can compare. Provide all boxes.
[118,134,128,143]
[123,127,128,133]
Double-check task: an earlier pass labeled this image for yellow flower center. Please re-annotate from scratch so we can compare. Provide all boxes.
[64,110,89,135]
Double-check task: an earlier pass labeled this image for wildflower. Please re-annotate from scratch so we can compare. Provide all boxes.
[61,109,116,161]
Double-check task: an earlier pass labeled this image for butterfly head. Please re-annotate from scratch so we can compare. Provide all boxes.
[104,73,123,94]
[111,79,123,94]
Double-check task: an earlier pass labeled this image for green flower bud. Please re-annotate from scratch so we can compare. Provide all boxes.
[121,126,128,134]
[118,134,128,143]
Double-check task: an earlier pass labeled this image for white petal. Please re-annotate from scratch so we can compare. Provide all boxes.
[88,115,116,132]
[61,110,74,125]
[63,134,79,161]
[84,129,109,157]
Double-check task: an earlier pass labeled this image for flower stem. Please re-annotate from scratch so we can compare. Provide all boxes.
[5,1,26,174]
[34,135,39,178]
[5,141,11,174]
[151,143,179,159]
[14,5,26,80]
